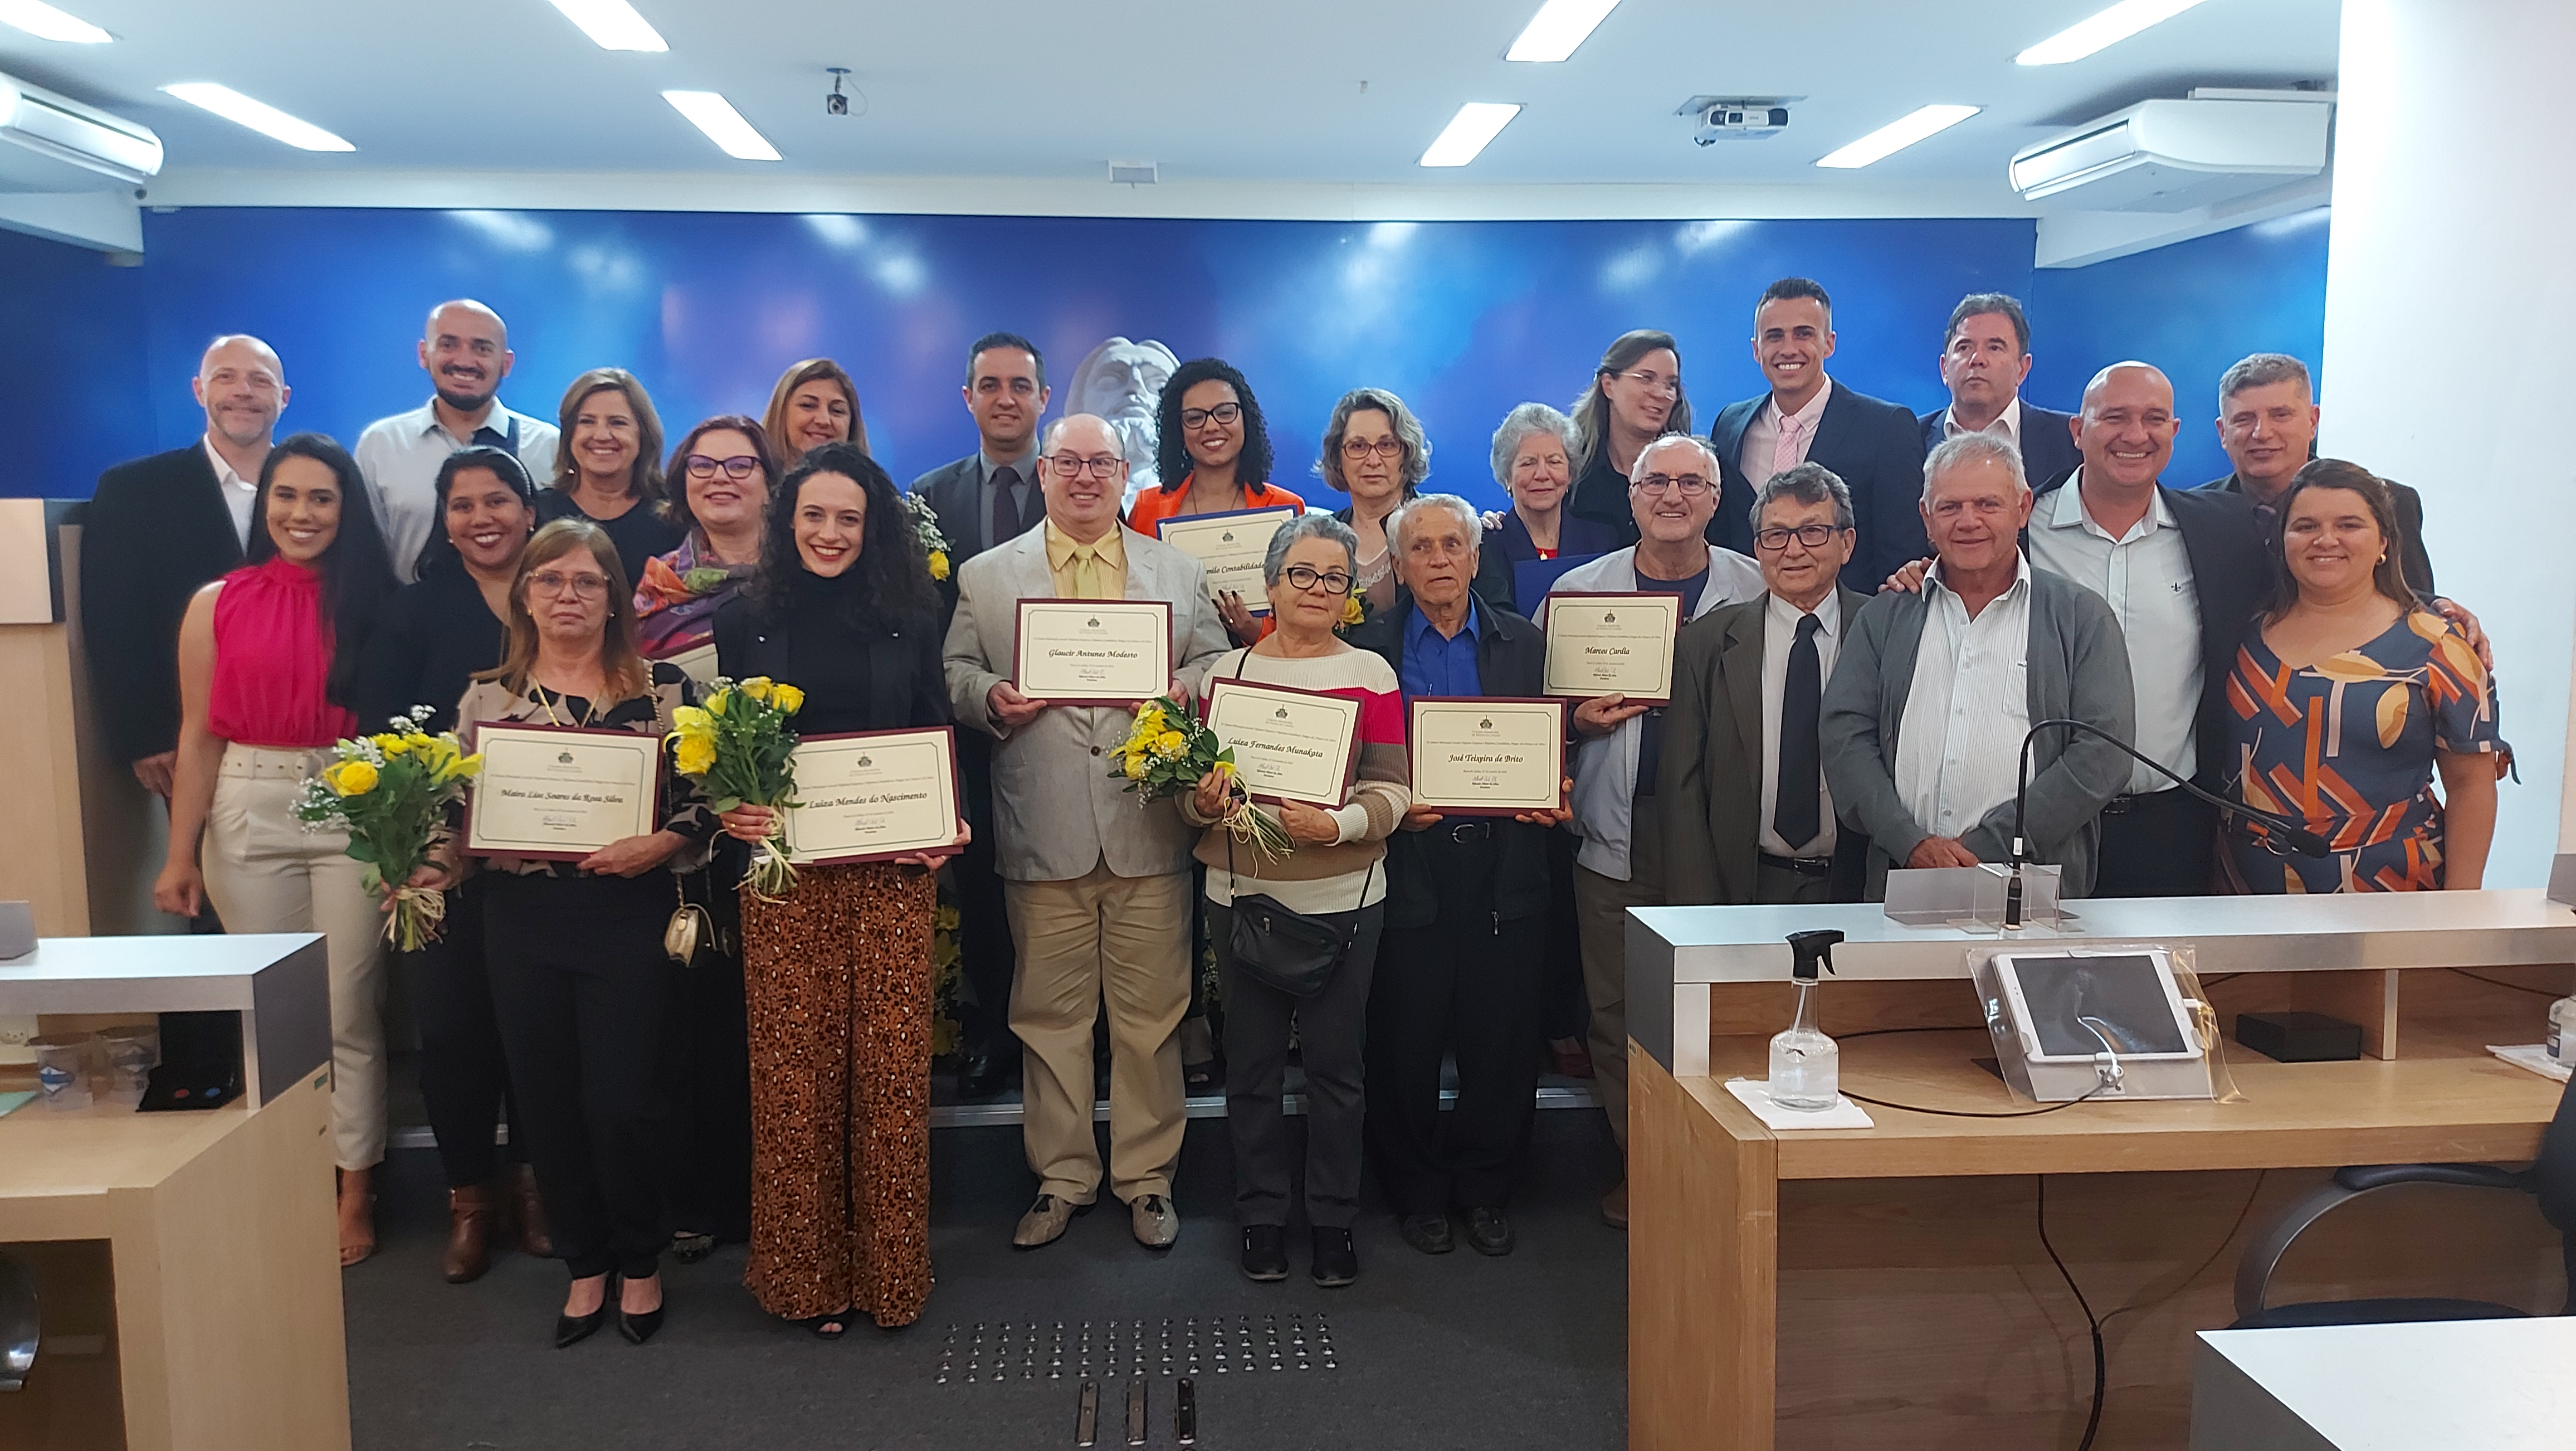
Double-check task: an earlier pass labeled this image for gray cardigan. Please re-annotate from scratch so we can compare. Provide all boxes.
[1818,566,2135,898]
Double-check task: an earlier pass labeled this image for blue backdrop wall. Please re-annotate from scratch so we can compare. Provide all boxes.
[0,205,2328,510]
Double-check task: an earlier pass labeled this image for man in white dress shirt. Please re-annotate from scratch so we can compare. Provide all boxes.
[1549,433,1764,1228]
[1821,434,2134,899]
[354,299,559,581]
[1661,462,1874,907]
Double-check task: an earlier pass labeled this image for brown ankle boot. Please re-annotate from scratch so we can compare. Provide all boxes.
[443,1184,499,1284]
[505,1162,553,1258]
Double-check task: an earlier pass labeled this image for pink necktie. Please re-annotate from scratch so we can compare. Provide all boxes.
[1771,414,1806,480]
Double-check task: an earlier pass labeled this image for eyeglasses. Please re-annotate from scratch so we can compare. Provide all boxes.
[1179,402,1243,429]
[1631,473,1713,498]
[1340,438,1406,461]
[1613,368,1681,398]
[1283,564,1354,596]
[1046,454,1124,480]
[684,454,763,481]
[1754,524,1849,552]
[528,571,610,600]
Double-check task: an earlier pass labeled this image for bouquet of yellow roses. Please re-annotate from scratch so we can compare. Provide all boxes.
[295,707,483,951]
[667,675,805,901]
[1106,694,1292,861]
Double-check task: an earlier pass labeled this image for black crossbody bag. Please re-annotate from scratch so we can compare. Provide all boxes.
[1216,649,1371,1000]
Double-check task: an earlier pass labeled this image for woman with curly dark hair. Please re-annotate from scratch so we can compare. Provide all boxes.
[709,441,965,1336]
[1125,358,1309,641]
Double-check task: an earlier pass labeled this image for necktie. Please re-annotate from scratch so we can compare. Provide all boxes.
[1770,413,1807,482]
[1070,542,1104,600]
[989,464,1024,552]
[1773,612,1824,850]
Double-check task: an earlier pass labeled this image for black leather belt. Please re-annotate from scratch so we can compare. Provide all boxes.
[2102,785,2185,815]
[1442,820,1494,843]
[1759,851,1833,875]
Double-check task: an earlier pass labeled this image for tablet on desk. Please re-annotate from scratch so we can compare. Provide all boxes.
[1988,950,2201,1064]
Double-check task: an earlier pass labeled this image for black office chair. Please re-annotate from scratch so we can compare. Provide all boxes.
[2229,1073,2574,1328]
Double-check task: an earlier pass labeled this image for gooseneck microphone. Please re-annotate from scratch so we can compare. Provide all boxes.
[2003,717,2330,928]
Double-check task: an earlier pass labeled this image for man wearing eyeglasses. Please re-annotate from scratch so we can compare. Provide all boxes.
[1706,277,1928,592]
[1548,435,1764,1229]
[355,299,559,582]
[1659,463,1872,908]
[944,413,1231,1254]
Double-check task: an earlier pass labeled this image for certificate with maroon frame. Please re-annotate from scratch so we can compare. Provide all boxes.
[1154,506,1299,615]
[464,722,664,860]
[782,727,963,865]
[1202,678,1363,809]
[1541,591,1682,704]
[1013,598,1173,706]
[1407,697,1566,816]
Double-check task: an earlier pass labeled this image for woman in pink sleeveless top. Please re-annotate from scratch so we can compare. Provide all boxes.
[155,434,399,1264]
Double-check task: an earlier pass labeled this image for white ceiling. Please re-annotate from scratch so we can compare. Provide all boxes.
[0,0,2340,207]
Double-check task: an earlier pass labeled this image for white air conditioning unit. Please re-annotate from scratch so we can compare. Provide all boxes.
[2009,89,2329,212]
[0,73,163,191]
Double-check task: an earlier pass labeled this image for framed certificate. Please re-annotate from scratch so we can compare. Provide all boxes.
[1203,678,1363,809]
[1541,591,1683,703]
[1154,507,1297,616]
[1407,697,1567,816]
[783,728,963,865]
[465,723,663,860]
[1014,599,1173,705]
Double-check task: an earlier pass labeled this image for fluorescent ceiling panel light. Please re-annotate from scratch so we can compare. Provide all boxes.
[544,0,668,52]
[160,82,354,152]
[1815,103,1979,168]
[662,90,780,161]
[2016,0,2212,66]
[0,1,113,43]
[1419,102,1522,167]
[1505,0,1621,62]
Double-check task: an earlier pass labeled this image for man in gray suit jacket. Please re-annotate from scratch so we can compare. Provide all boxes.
[1661,463,1872,906]
[1821,434,2134,899]
[944,413,1231,1253]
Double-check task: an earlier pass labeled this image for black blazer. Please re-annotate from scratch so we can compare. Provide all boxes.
[1344,591,1555,931]
[2199,470,2436,599]
[1710,383,1928,593]
[2029,474,2267,793]
[710,593,949,738]
[1918,401,2082,495]
[352,564,507,734]
[910,454,1043,567]
[79,443,245,765]
[1660,588,1872,905]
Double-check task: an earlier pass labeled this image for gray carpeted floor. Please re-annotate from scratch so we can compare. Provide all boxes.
[345,1112,1629,1450]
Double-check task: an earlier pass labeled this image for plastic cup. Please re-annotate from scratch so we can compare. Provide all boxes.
[29,1033,97,1111]
[99,1024,160,1105]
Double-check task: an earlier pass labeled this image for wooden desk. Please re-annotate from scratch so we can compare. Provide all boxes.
[1627,894,2574,1451]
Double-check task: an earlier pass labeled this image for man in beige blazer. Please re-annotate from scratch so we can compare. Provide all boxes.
[1661,462,1872,907]
[944,413,1231,1252]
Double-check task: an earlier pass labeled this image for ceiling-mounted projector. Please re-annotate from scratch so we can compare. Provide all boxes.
[1677,95,1798,144]
[0,72,162,191]
[2009,88,2330,212]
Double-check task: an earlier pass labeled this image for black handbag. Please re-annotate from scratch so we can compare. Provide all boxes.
[1220,776,1371,1000]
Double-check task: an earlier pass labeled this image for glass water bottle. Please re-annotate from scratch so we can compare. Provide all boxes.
[1768,977,1840,1111]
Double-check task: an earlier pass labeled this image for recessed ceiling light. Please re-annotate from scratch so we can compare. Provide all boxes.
[662,90,780,162]
[160,82,354,152]
[1505,0,1621,63]
[1814,104,1979,169]
[1420,102,1523,168]
[2016,0,2212,66]
[544,0,668,52]
[0,0,113,43]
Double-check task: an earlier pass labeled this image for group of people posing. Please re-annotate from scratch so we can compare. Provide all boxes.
[79,276,2501,1345]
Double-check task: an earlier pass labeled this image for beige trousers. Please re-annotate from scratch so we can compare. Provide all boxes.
[200,745,389,1169]
[1004,863,1191,1204]
[1572,797,1666,1159]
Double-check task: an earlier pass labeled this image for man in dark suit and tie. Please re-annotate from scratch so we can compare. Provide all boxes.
[2200,352,2436,596]
[910,331,1052,1098]
[81,334,284,804]
[1660,462,1871,905]
[1916,293,2080,490]
[1707,277,1927,593]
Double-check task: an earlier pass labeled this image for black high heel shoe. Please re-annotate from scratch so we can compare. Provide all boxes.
[557,1274,611,1348]
[618,1273,666,1345]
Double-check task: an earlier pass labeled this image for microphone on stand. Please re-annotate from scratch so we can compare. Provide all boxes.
[2002,717,2330,928]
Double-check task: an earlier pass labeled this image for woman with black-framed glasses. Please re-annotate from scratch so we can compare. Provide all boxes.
[1319,387,1432,616]
[1129,358,1308,644]
[633,415,779,684]
[1565,330,1691,548]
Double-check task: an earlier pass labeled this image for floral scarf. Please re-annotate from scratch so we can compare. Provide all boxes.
[632,533,754,661]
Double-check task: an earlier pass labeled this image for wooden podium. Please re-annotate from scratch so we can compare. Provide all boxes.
[1624,890,2575,1450]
